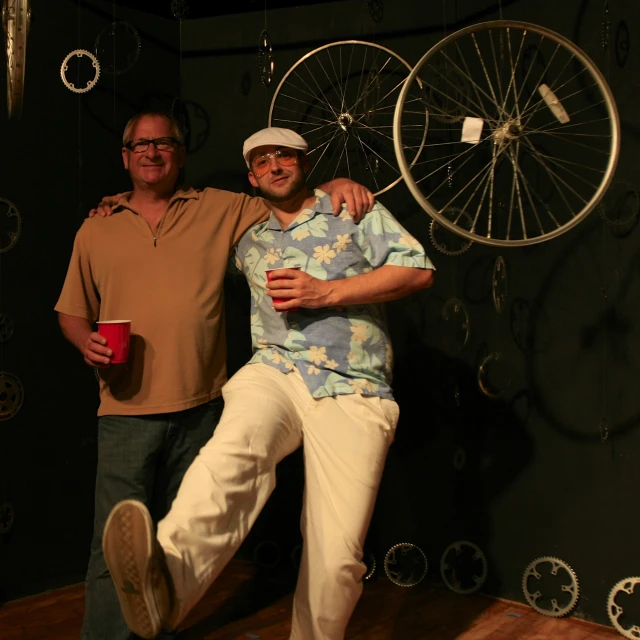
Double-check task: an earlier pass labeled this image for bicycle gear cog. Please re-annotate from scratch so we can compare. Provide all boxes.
[440,297,470,356]
[252,540,281,569]
[598,179,639,235]
[429,207,473,256]
[170,0,189,20]
[94,21,141,75]
[0,501,15,534]
[453,447,466,471]
[615,19,630,68]
[608,577,640,639]
[522,556,579,617]
[60,49,100,93]
[384,542,428,587]
[0,198,22,253]
[366,0,383,23]
[0,312,14,343]
[492,256,507,313]
[477,352,511,399]
[364,549,376,580]
[440,540,488,595]
[290,542,302,569]
[0,371,23,421]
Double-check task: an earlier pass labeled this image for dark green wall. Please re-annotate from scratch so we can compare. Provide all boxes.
[178,0,640,628]
[2,0,639,632]
[0,0,179,602]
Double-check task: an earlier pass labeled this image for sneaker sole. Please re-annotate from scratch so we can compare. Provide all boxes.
[102,500,161,639]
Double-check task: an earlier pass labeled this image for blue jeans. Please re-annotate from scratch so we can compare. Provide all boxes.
[80,398,223,640]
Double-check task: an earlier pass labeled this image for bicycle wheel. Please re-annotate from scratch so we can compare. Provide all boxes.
[270,40,427,196]
[394,20,620,247]
[2,0,30,118]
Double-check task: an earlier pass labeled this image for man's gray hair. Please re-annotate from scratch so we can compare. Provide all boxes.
[122,111,185,146]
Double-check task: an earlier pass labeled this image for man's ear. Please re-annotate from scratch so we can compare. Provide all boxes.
[122,147,129,170]
[248,172,259,188]
[300,153,311,174]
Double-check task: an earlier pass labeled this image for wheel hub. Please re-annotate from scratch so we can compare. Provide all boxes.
[337,112,354,131]
[493,120,523,145]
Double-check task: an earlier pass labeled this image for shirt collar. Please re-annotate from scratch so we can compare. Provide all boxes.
[112,186,199,212]
[262,189,332,233]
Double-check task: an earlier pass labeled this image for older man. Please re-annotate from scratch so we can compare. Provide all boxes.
[100,127,435,640]
[55,113,373,640]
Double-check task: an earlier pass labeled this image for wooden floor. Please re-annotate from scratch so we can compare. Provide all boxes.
[0,560,622,640]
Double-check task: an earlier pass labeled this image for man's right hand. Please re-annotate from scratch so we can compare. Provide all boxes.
[84,332,113,367]
[88,194,122,218]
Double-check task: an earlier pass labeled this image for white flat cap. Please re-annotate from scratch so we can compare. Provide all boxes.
[242,127,308,167]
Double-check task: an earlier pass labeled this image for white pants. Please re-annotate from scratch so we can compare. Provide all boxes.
[157,363,399,640]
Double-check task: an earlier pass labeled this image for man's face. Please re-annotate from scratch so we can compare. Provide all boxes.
[247,145,308,203]
[121,115,185,189]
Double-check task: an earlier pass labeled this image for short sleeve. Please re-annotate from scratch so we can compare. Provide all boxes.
[54,222,101,321]
[353,201,435,270]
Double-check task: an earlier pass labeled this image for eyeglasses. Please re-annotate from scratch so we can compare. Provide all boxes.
[251,149,299,177]
[124,137,180,153]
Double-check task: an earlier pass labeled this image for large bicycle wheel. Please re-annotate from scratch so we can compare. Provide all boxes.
[2,0,30,118]
[270,40,427,196]
[394,20,620,247]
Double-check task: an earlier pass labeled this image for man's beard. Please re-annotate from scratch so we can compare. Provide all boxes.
[259,171,307,203]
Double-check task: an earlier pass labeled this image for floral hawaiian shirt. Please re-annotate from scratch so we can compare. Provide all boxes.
[234,189,435,399]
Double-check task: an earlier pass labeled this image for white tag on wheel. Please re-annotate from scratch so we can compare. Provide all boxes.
[461,117,484,144]
[538,83,570,124]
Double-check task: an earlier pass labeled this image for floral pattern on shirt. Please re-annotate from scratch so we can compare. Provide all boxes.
[235,190,434,399]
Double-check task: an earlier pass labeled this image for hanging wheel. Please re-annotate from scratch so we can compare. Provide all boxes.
[394,20,620,247]
[269,40,428,196]
[2,0,31,118]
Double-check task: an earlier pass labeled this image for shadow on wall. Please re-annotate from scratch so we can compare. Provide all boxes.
[368,288,534,612]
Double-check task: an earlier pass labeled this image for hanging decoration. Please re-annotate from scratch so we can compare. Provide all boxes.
[439,297,470,356]
[364,550,376,580]
[366,0,383,23]
[429,207,473,256]
[1,0,31,118]
[0,198,21,253]
[252,540,282,569]
[269,41,427,196]
[0,371,24,421]
[477,352,511,399]
[94,21,141,75]
[170,0,189,21]
[0,501,15,534]
[258,29,274,87]
[60,49,101,94]
[615,20,630,67]
[0,313,14,343]
[492,256,507,314]
[393,20,620,247]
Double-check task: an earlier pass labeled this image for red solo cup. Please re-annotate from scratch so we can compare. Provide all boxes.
[97,320,131,364]
[266,267,301,312]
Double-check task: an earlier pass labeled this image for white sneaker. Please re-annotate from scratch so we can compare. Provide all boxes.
[102,500,178,639]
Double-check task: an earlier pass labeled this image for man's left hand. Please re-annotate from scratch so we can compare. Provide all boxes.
[318,178,374,222]
[266,269,333,310]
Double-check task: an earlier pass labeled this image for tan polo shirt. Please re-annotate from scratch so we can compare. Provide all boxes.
[55,187,269,416]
